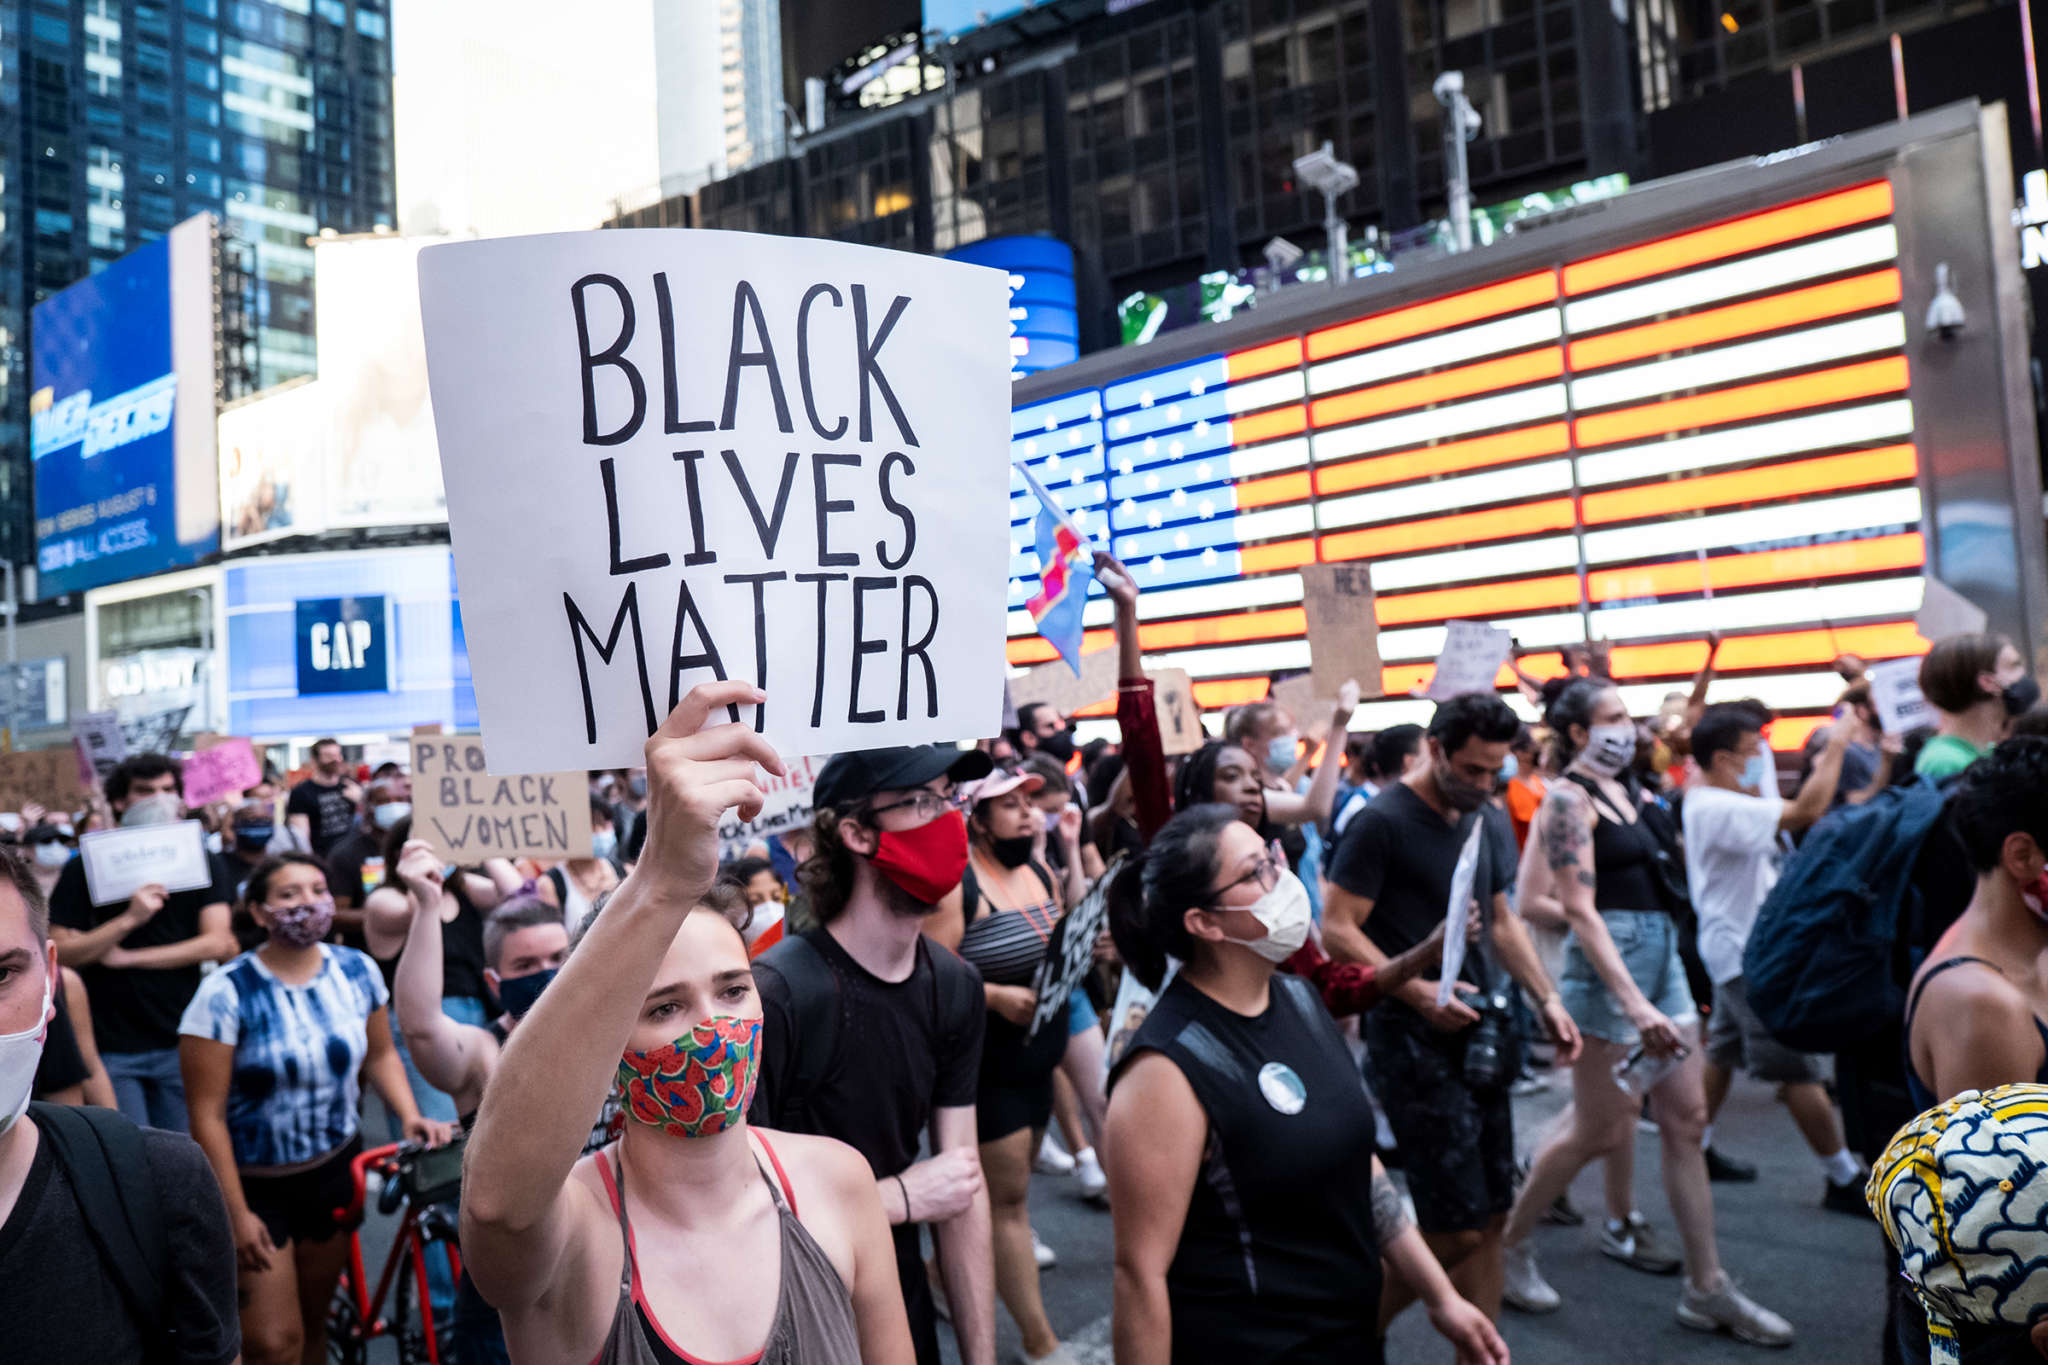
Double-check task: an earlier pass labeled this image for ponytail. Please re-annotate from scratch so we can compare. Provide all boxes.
[1106,803,1239,991]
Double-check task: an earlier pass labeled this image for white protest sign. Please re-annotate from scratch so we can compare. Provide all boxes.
[80,820,212,907]
[1436,816,1486,1007]
[418,230,1014,775]
[1868,657,1934,735]
[72,710,127,782]
[1916,576,1989,641]
[1421,621,1513,700]
[718,753,826,850]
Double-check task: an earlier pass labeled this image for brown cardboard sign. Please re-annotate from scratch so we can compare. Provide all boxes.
[1301,562,1383,700]
[1011,647,1121,719]
[411,735,592,863]
[1148,669,1206,755]
[0,747,90,814]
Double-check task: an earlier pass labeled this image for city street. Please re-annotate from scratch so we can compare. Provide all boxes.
[360,1065,1889,1365]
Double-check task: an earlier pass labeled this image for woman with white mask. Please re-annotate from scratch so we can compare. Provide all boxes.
[1498,679,1793,1347]
[1102,802,1506,1365]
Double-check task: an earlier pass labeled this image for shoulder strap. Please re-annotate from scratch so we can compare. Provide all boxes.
[773,935,841,1131]
[545,865,568,906]
[960,864,982,922]
[1029,860,1059,904]
[1904,955,2002,1033]
[752,1131,799,1216]
[1563,772,1627,824]
[28,1103,169,1352]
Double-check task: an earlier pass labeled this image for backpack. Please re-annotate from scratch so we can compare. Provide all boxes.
[1741,775,1952,1052]
[26,1102,172,1361]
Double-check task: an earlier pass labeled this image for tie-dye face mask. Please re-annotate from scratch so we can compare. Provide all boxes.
[616,1015,762,1139]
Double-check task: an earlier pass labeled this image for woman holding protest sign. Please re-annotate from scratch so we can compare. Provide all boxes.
[950,764,1081,1365]
[460,680,913,1365]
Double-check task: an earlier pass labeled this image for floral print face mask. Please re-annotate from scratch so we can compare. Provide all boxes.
[616,1015,762,1138]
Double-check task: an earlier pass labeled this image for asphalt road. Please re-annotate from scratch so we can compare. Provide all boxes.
[357,1067,1888,1365]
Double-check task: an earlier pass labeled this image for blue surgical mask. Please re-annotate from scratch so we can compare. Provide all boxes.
[1500,754,1519,782]
[1741,751,1775,793]
[1267,734,1299,773]
[372,801,411,830]
[590,829,617,860]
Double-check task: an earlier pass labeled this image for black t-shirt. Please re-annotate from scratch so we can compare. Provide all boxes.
[1114,971,1383,1364]
[2,1119,240,1364]
[50,853,237,1055]
[287,778,357,856]
[31,982,89,1097]
[325,826,380,909]
[1326,782,1510,981]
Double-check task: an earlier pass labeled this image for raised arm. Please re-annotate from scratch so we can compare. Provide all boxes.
[1848,732,1904,805]
[392,840,496,1108]
[1686,632,1724,726]
[1098,551,1172,840]
[460,681,781,1311]
[1782,722,1851,832]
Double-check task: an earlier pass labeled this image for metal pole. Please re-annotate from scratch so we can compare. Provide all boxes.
[1437,72,1475,253]
[2,562,17,665]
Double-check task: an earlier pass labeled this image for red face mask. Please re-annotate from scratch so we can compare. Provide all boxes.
[870,809,970,905]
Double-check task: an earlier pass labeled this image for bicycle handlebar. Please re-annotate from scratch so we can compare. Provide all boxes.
[335,1142,406,1227]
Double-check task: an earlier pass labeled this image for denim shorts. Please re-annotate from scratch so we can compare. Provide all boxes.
[1558,909,1699,1046]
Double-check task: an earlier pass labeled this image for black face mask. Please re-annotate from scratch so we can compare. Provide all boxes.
[1036,729,1076,764]
[1438,772,1490,813]
[989,833,1036,868]
[2004,677,2042,717]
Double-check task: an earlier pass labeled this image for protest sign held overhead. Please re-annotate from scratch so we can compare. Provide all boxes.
[72,710,126,782]
[1149,669,1206,756]
[1867,657,1933,735]
[1420,621,1513,700]
[1300,563,1383,701]
[182,737,264,808]
[1011,647,1120,719]
[412,735,594,863]
[418,230,1014,774]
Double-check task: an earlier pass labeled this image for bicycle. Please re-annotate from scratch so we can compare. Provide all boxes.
[328,1139,466,1365]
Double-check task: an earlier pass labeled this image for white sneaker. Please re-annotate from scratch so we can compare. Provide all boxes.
[1035,1134,1076,1176]
[1032,1230,1057,1269]
[1502,1243,1562,1314]
[1074,1146,1108,1202]
[1677,1271,1794,1347]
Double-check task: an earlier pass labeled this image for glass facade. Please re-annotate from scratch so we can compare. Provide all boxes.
[0,0,394,573]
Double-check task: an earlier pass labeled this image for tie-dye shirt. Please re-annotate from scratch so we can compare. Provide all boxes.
[178,944,389,1168]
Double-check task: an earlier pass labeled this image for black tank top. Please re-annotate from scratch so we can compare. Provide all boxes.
[1903,955,2048,1111]
[1114,972,1384,1365]
[440,881,492,1005]
[1566,774,1665,912]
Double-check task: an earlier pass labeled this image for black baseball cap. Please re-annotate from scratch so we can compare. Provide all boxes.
[812,745,993,812]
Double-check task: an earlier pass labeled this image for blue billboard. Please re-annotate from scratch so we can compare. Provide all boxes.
[294,595,393,696]
[945,235,1080,377]
[31,215,220,597]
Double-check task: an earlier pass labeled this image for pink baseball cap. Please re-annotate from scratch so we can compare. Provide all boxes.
[957,768,1047,807]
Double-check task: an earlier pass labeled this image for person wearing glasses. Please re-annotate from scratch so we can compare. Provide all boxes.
[1102,803,1509,1365]
[749,745,1001,1365]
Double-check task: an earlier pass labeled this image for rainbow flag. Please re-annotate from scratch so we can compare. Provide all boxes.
[1025,506,1092,675]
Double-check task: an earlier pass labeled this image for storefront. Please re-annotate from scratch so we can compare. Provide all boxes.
[84,565,226,737]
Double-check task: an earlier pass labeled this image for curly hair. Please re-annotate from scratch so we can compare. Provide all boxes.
[1953,736,2048,872]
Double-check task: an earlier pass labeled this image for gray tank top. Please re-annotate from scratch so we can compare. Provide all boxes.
[592,1134,863,1365]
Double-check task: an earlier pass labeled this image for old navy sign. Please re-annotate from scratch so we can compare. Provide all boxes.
[295,594,391,695]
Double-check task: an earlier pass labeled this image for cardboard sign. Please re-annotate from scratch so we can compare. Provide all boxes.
[1422,621,1513,700]
[72,710,126,782]
[418,230,1014,774]
[0,747,90,814]
[1916,576,1989,641]
[1011,647,1120,719]
[718,753,825,850]
[1268,673,1320,729]
[1148,669,1205,756]
[411,736,593,862]
[182,738,264,808]
[1868,657,1934,735]
[1301,562,1384,700]
[1026,857,1120,1044]
[80,820,213,907]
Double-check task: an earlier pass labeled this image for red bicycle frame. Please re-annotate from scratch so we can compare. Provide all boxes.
[331,1142,464,1365]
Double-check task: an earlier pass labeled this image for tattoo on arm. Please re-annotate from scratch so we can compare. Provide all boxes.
[1371,1169,1414,1244]
[1540,789,1590,874]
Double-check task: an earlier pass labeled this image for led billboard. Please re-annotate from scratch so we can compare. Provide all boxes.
[31,215,220,597]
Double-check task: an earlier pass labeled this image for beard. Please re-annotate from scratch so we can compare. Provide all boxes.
[876,871,936,920]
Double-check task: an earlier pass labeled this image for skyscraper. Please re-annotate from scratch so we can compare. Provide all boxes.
[0,0,395,571]
[721,0,784,172]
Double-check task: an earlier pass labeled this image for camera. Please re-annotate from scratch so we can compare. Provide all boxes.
[1462,989,1516,1091]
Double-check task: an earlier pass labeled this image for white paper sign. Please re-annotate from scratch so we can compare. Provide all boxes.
[1436,817,1486,1007]
[717,753,826,851]
[1422,620,1513,700]
[418,230,1014,774]
[80,820,212,907]
[72,710,127,782]
[1868,657,1934,735]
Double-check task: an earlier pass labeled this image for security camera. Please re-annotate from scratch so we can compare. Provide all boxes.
[1292,142,1359,198]
[1925,261,1966,340]
[1264,237,1304,271]
[1433,71,1465,103]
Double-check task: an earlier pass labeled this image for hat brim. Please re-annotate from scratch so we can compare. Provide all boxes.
[882,746,993,794]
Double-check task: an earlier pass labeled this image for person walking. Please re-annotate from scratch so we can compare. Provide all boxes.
[1500,679,1793,1346]
[285,738,360,859]
[178,852,453,1365]
[1102,802,1508,1365]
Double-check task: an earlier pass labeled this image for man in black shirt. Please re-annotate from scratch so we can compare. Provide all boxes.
[752,744,997,1365]
[48,754,238,1133]
[286,737,359,857]
[1324,693,1580,1325]
[0,838,240,1363]
[325,775,410,943]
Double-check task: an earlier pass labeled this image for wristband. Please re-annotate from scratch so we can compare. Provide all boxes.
[894,1173,913,1224]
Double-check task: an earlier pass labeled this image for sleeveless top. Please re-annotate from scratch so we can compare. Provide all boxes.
[1114,972,1385,1365]
[1566,774,1665,913]
[1902,955,2048,1111]
[590,1134,862,1365]
[956,860,1059,986]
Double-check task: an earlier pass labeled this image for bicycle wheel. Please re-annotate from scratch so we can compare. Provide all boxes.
[392,1240,450,1365]
[327,1280,368,1365]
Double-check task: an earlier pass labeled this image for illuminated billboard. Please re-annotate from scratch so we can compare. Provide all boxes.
[219,380,329,549]
[946,236,1080,377]
[1008,179,1929,749]
[31,215,220,597]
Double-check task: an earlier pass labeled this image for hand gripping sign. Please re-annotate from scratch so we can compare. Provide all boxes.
[418,230,1014,775]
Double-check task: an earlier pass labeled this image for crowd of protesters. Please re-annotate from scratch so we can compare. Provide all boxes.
[8,558,2048,1365]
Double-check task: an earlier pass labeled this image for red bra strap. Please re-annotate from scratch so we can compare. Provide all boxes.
[754,1131,799,1217]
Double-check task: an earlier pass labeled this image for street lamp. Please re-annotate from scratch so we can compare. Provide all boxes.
[1291,142,1359,288]
[1434,71,1483,253]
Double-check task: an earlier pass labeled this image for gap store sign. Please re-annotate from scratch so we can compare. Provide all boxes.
[227,548,476,737]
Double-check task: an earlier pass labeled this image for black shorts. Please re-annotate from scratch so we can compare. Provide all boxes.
[1365,1007,1515,1235]
[242,1135,362,1247]
[976,1012,1064,1144]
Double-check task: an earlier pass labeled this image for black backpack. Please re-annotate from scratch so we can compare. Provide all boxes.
[27,1102,173,1360]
